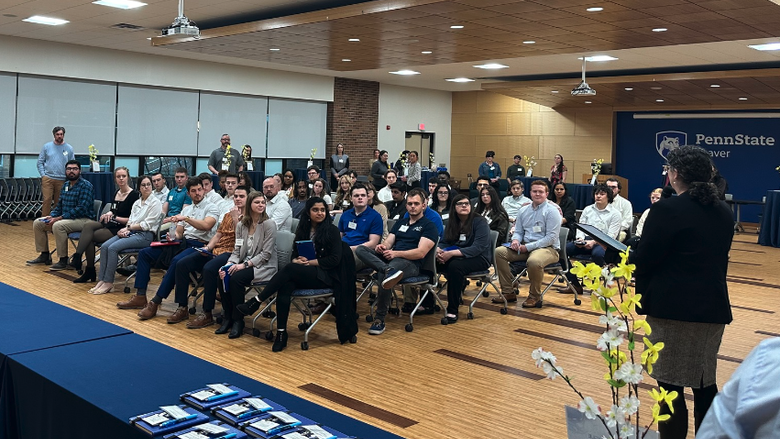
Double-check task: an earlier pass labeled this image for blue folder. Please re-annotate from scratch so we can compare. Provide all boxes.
[180,383,250,411]
[240,412,313,438]
[162,420,248,439]
[130,405,209,436]
[212,396,287,426]
[295,240,316,260]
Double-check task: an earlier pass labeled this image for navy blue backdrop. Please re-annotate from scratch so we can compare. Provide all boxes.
[615,111,780,222]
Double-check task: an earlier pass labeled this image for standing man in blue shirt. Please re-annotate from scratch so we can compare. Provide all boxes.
[338,183,383,271]
[494,180,561,308]
[37,126,75,217]
[28,160,95,268]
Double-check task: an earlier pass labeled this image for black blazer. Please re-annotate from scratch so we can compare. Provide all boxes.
[556,197,576,240]
[634,191,734,324]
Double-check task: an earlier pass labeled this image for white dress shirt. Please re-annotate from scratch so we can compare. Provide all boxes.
[128,195,163,232]
[267,191,293,231]
[612,194,634,231]
[576,203,622,241]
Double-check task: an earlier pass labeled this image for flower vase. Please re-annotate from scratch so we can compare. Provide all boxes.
[91,160,100,172]
[526,168,533,177]
[590,174,598,185]
[307,160,313,167]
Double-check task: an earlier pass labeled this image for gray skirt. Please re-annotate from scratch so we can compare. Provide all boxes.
[645,316,725,388]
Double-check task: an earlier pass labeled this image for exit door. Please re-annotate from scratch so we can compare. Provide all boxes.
[405,132,435,168]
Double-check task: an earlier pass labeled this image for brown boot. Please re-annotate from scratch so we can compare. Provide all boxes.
[492,293,516,303]
[117,294,147,310]
[521,296,543,308]
[187,312,214,329]
[137,301,159,320]
[167,306,190,324]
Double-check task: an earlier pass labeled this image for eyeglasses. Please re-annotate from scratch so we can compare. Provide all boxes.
[65,167,80,171]
[455,201,470,207]
[139,183,153,187]
[476,183,488,187]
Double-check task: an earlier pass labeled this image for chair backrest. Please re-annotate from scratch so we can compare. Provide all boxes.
[558,227,570,271]
[386,218,396,233]
[275,229,295,271]
[93,200,103,220]
[100,203,112,216]
[486,230,499,265]
[289,217,300,234]
[419,237,440,284]
[332,213,341,225]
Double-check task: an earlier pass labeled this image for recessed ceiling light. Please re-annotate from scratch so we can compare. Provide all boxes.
[586,7,604,12]
[523,40,535,44]
[390,70,421,75]
[578,55,618,62]
[22,15,68,25]
[650,86,662,90]
[739,97,748,101]
[585,101,592,104]
[92,0,147,9]
[710,84,720,88]
[146,37,152,40]
[656,99,664,102]
[269,48,280,51]
[342,59,351,62]
[551,90,559,94]
[652,27,667,32]
[450,25,464,29]
[748,42,780,51]
[348,38,360,42]
[421,50,432,54]
[474,63,509,69]
[624,87,633,91]
[446,77,475,83]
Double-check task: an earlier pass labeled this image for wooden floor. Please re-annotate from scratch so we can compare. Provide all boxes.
[4,221,779,439]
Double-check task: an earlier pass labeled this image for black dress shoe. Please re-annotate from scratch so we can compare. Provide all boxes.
[236,296,261,316]
[228,320,245,339]
[26,253,52,265]
[73,266,96,283]
[441,314,458,325]
[272,331,288,352]
[215,319,233,335]
[116,266,136,277]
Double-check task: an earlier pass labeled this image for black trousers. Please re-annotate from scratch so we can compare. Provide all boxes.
[657,380,718,438]
[218,266,256,321]
[438,256,489,315]
[256,264,330,330]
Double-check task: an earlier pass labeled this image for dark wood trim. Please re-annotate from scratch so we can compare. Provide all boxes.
[731,304,775,314]
[434,349,546,381]
[727,278,780,290]
[299,383,418,429]
[756,330,780,337]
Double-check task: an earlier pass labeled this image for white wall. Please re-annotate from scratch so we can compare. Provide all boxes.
[0,35,333,102]
[378,84,452,169]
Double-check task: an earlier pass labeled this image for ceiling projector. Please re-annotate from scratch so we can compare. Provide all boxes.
[571,80,596,96]
[161,15,199,37]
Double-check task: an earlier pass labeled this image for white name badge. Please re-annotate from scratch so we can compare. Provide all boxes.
[339,159,344,163]
[247,163,254,171]
[485,217,492,224]
[441,213,449,220]
[398,225,409,233]
[235,239,244,247]
[168,195,174,201]
[348,221,357,230]
[533,226,542,233]
[459,233,467,241]
[393,214,400,220]
[63,151,69,156]
[490,166,495,171]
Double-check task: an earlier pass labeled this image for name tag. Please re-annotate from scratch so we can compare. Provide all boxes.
[393,214,400,220]
[489,166,495,171]
[485,216,492,224]
[348,221,357,230]
[398,225,409,233]
[342,200,349,206]
[338,159,344,163]
[442,213,449,220]
[235,238,244,247]
[168,195,174,201]
[459,233,466,241]
[533,226,542,233]
[246,163,253,171]
[62,151,68,156]
[64,186,69,192]
[221,163,229,171]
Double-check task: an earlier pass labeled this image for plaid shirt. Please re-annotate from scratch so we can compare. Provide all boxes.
[51,178,95,219]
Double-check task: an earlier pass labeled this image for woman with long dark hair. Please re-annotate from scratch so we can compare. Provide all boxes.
[311,177,333,210]
[550,182,576,240]
[237,197,357,352]
[71,166,139,280]
[549,154,567,187]
[475,186,510,245]
[281,169,295,198]
[237,171,254,192]
[436,194,491,324]
[431,183,453,219]
[635,145,734,438]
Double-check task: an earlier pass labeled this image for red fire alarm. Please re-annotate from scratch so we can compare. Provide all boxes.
[386,125,390,130]
[418,123,425,131]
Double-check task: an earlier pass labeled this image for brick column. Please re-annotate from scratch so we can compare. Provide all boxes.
[326,77,379,179]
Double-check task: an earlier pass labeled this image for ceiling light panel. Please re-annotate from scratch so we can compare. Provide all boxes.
[390,70,420,75]
[446,77,475,82]
[23,15,68,25]
[474,63,508,69]
[748,42,780,51]
[578,55,618,62]
[93,0,147,9]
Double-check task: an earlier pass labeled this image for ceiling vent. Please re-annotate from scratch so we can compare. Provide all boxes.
[111,22,144,30]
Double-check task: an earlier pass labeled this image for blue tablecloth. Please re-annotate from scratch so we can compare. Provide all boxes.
[82,172,114,206]
[568,183,594,210]
[517,176,549,197]
[420,170,437,191]
[1,334,403,439]
[245,171,265,191]
[759,190,780,247]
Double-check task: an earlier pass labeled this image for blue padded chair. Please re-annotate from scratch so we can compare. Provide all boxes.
[63,200,103,273]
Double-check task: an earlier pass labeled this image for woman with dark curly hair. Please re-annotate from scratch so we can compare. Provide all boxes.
[549,154,567,187]
[475,186,510,245]
[635,145,734,438]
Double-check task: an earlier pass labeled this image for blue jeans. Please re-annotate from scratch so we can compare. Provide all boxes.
[134,239,203,296]
[97,232,154,283]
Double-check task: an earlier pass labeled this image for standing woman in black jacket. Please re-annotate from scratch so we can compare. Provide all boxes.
[635,145,734,439]
[237,197,357,352]
[550,183,576,241]
[436,194,491,324]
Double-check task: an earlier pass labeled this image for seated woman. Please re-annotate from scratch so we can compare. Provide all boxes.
[237,171,254,192]
[213,191,278,338]
[436,194,491,324]
[475,186,510,245]
[311,177,333,210]
[366,182,389,240]
[236,197,357,352]
[72,166,139,282]
[549,183,576,241]
[88,175,162,294]
[281,169,295,198]
[431,183,453,220]
[332,175,353,213]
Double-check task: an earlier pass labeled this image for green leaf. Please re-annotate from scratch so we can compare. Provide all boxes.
[628,341,635,351]
[601,351,618,364]
[608,306,618,313]
[608,379,627,388]
[628,332,635,343]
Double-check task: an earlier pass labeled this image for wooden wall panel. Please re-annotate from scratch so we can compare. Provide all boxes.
[449,90,615,182]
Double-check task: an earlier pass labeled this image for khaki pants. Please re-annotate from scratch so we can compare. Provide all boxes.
[41,176,65,217]
[495,246,559,300]
[33,217,92,259]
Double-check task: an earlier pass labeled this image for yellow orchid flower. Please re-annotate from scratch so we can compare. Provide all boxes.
[652,403,670,423]
[649,387,678,414]
[584,278,601,292]
[591,295,605,312]
[597,285,618,299]
[586,263,603,280]
[642,337,664,374]
[609,349,627,367]
[634,319,652,335]
[611,261,636,280]
[570,261,588,277]
[619,292,642,314]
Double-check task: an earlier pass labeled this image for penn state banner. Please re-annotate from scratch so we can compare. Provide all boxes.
[615,111,780,222]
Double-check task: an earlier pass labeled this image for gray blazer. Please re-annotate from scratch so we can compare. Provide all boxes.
[229,219,278,283]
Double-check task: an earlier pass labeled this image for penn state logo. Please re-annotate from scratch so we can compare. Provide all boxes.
[655,131,686,159]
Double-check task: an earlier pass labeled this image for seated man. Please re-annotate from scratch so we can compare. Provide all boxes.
[217,172,239,218]
[199,172,223,206]
[436,170,451,188]
[376,169,397,203]
[355,188,438,335]
[471,176,491,208]
[162,167,192,223]
[400,202,445,311]
[263,177,293,231]
[28,160,95,269]
[150,172,169,205]
[116,177,219,319]
[606,178,634,240]
[338,183,383,271]
[288,180,310,218]
[561,183,622,295]
[494,180,561,308]
[306,165,321,188]
[384,181,407,220]
[502,180,531,221]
